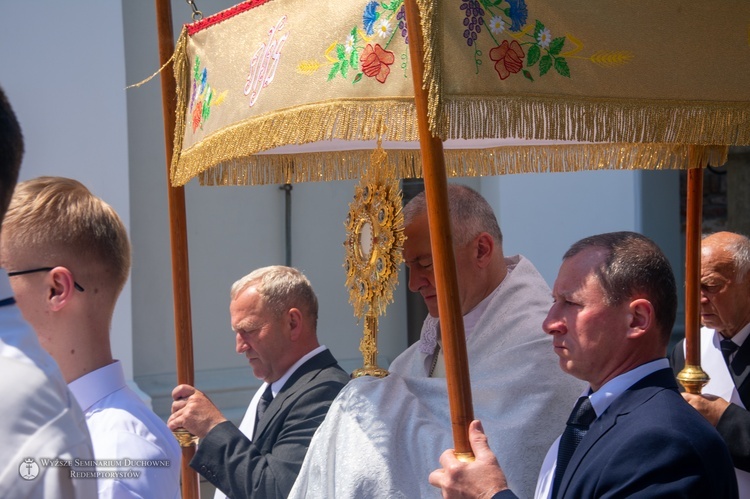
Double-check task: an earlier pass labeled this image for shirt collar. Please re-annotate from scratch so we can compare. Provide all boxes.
[269,345,327,396]
[729,322,750,348]
[68,360,127,412]
[587,358,669,418]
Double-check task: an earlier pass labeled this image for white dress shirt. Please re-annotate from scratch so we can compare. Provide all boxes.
[0,271,97,498]
[214,345,328,499]
[534,358,670,499]
[696,326,750,497]
[723,323,750,364]
[69,360,181,499]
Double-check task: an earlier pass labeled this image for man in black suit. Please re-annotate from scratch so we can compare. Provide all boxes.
[168,265,349,498]
[429,232,737,498]
[671,231,750,494]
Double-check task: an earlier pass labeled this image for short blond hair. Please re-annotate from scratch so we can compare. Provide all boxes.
[2,176,131,293]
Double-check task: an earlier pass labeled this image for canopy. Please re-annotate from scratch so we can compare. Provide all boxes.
[169,0,750,186]
[155,2,750,493]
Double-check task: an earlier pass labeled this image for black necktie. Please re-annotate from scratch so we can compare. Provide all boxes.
[552,396,597,499]
[253,384,273,438]
[720,339,739,368]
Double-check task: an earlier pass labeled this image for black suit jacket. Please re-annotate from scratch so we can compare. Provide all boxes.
[191,349,349,498]
[671,337,750,471]
[496,369,737,499]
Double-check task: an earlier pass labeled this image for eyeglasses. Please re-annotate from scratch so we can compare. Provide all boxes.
[7,267,85,292]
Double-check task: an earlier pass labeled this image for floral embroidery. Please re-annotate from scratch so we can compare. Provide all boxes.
[537,27,551,49]
[488,16,505,35]
[189,56,227,133]
[462,0,569,81]
[361,44,395,83]
[363,1,379,36]
[297,1,407,85]
[462,0,631,82]
[489,40,524,80]
[374,18,393,39]
[506,0,528,32]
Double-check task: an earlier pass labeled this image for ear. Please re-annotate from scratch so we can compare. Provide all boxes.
[475,232,495,269]
[48,267,77,312]
[287,308,302,341]
[625,298,654,339]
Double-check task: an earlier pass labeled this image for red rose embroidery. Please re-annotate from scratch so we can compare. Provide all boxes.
[192,101,203,132]
[360,44,395,83]
[489,40,525,80]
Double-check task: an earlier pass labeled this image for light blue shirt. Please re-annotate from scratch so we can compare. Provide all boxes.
[534,358,670,499]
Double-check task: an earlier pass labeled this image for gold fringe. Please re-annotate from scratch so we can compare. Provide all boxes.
[172,99,420,186]
[196,143,728,186]
[444,95,750,146]
[172,92,747,185]
[415,0,443,139]
[171,86,746,186]
[171,27,191,185]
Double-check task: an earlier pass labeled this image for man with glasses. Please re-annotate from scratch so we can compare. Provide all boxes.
[0,88,96,497]
[671,231,750,496]
[1,176,181,498]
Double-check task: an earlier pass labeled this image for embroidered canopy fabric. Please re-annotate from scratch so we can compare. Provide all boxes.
[170,0,750,186]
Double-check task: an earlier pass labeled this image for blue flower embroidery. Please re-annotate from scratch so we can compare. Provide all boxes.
[363,1,379,36]
[199,68,208,94]
[507,0,528,32]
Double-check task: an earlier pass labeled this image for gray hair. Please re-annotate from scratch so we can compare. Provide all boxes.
[231,266,318,327]
[402,184,502,246]
[725,233,750,282]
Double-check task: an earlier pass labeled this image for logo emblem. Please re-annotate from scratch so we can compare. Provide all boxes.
[19,458,39,480]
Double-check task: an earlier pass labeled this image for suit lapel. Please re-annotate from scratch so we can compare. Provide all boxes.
[732,340,750,405]
[253,349,337,440]
[556,369,677,498]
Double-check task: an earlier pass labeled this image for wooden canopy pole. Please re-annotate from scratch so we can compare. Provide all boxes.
[677,156,709,394]
[154,1,200,497]
[403,0,474,460]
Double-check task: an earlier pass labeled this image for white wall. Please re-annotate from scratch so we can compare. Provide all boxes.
[0,1,135,379]
[486,171,640,285]
[481,170,683,333]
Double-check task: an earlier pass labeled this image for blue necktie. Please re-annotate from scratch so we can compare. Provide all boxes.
[253,384,273,438]
[552,396,596,499]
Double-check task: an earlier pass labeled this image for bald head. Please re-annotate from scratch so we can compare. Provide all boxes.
[700,231,750,338]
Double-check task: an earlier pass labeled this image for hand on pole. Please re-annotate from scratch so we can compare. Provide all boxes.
[168,384,227,439]
[429,420,509,498]
[682,392,730,427]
